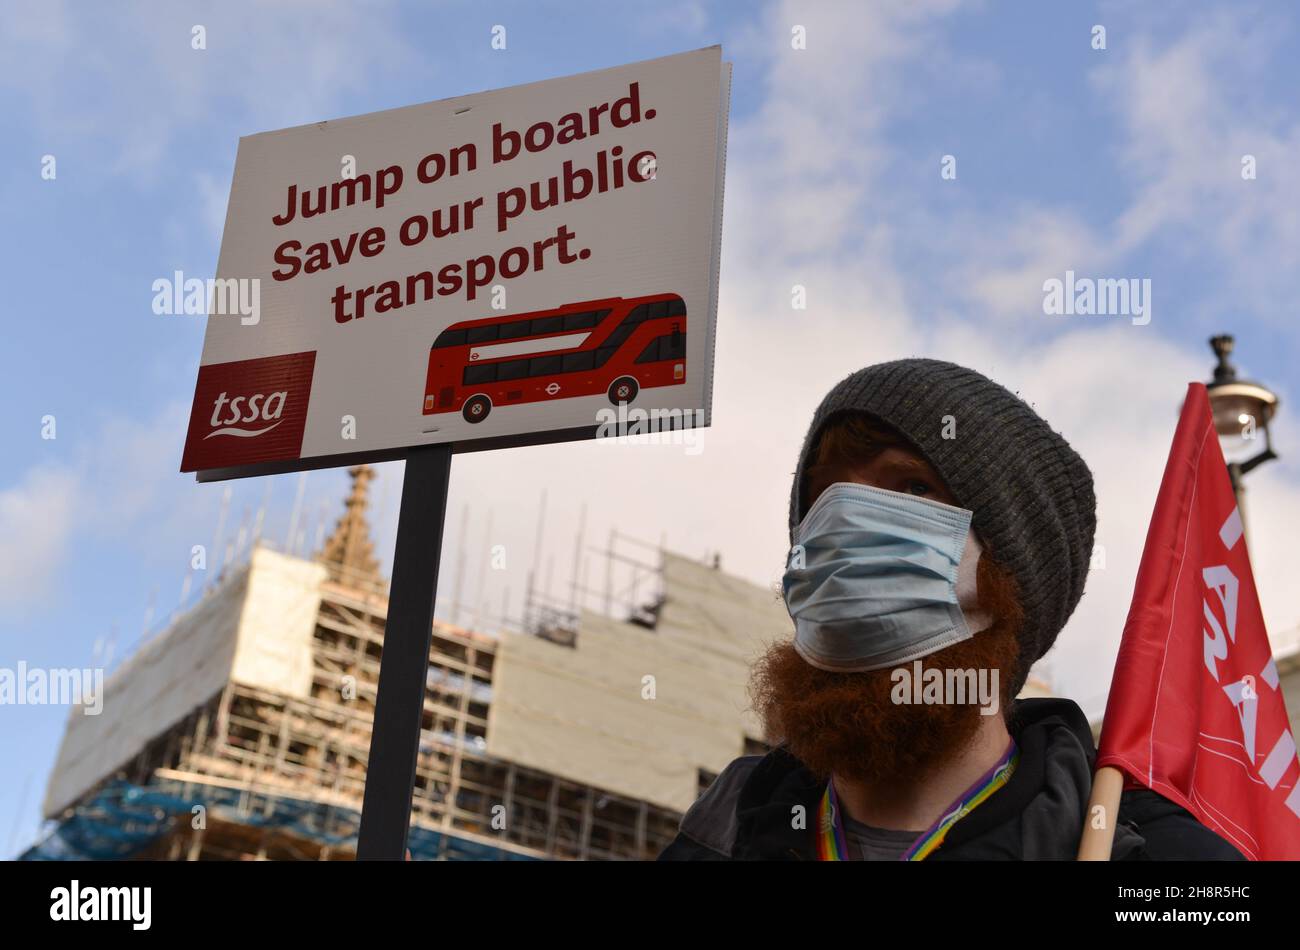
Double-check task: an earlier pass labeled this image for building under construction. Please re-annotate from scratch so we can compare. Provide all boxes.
[24,467,791,861]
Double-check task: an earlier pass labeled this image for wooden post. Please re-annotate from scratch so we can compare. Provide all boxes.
[1077,766,1124,860]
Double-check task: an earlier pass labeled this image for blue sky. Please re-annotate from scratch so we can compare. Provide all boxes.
[3,0,1299,855]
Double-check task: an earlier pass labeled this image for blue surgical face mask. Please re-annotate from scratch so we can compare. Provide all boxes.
[782,482,989,673]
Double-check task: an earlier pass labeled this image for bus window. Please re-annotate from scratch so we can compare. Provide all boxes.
[664,328,685,360]
[532,315,563,335]
[562,350,595,372]
[434,327,467,348]
[605,324,635,349]
[467,324,500,344]
[530,354,562,376]
[635,338,661,364]
[634,332,686,364]
[498,320,531,340]
[667,296,686,317]
[498,359,530,381]
[595,346,617,367]
[564,310,599,331]
[648,300,669,320]
[464,363,497,385]
[625,304,649,324]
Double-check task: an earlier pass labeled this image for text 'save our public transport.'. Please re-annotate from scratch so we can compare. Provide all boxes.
[181,47,731,481]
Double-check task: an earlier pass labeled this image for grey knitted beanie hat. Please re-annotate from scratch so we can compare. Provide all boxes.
[788,358,1096,698]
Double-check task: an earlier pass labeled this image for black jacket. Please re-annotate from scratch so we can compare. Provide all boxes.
[658,698,1244,860]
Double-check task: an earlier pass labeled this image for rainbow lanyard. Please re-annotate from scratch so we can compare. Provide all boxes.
[816,739,1019,861]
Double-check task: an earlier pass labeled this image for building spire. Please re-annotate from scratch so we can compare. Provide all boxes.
[319,465,383,589]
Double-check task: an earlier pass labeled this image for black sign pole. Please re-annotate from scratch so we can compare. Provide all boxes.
[356,443,453,859]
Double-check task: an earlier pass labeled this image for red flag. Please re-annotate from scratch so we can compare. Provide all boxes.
[1097,382,1300,859]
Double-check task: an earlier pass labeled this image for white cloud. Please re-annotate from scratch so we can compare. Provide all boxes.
[0,467,79,611]
[1091,9,1300,322]
[951,206,1110,321]
[195,171,231,237]
[0,0,415,180]
[916,8,1300,332]
[0,402,210,615]
[636,1,710,36]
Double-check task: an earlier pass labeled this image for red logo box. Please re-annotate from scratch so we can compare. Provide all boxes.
[181,352,316,472]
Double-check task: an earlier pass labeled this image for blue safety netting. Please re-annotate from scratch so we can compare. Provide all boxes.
[20,779,537,861]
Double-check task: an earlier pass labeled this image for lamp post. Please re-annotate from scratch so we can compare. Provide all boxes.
[1205,334,1280,538]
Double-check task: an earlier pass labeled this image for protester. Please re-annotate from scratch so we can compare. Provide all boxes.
[659,358,1243,860]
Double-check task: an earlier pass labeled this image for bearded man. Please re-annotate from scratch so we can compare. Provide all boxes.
[659,359,1242,860]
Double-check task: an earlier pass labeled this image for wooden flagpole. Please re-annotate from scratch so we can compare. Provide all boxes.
[1076,765,1124,860]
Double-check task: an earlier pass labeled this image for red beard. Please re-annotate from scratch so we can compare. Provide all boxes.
[751,555,1025,784]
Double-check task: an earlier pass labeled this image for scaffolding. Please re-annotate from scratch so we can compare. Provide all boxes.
[27,466,725,861]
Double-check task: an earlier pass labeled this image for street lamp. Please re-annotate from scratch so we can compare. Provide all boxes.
[1206,334,1280,529]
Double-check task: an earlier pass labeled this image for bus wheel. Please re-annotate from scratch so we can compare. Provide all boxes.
[462,395,491,423]
[608,376,638,405]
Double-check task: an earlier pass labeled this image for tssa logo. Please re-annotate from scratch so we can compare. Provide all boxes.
[182,352,315,472]
[205,390,289,439]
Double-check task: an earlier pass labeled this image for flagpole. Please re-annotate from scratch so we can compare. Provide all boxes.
[1076,766,1123,860]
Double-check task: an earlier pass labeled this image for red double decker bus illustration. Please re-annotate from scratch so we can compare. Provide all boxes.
[423,293,687,424]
